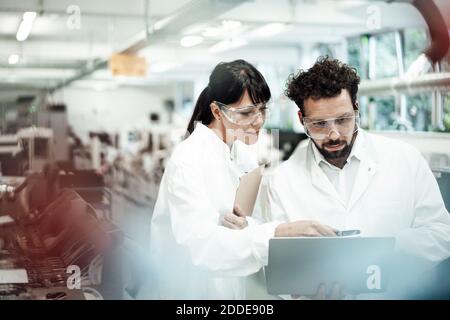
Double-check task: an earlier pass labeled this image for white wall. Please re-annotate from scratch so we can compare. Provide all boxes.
[54,85,173,143]
[375,131,450,169]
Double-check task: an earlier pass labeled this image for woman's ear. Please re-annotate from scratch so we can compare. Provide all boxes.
[210,102,221,121]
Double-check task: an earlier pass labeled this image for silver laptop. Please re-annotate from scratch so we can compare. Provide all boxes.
[265,237,396,296]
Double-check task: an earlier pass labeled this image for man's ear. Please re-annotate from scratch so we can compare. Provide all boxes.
[354,101,359,111]
[210,102,221,121]
[297,110,304,125]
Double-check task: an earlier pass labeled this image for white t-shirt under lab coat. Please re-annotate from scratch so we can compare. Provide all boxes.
[264,130,450,265]
[310,135,363,207]
[149,123,278,299]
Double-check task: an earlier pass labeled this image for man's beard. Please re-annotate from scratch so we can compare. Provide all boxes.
[314,132,357,161]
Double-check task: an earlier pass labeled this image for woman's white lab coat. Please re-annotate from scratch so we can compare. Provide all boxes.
[149,123,278,299]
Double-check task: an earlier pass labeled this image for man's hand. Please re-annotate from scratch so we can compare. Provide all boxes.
[275,220,337,237]
[292,283,346,300]
[222,205,248,230]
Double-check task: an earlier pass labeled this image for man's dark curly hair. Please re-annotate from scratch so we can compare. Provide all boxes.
[285,56,360,115]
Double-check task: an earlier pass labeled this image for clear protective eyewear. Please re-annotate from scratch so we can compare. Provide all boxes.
[214,100,271,126]
[303,111,360,140]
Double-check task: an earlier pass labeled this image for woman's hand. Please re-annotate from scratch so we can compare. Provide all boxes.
[222,205,248,230]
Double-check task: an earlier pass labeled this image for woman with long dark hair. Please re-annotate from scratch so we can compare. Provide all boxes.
[150,60,282,299]
[149,60,310,299]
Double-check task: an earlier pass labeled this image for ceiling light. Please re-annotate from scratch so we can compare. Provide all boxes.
[221,20,241,30]
[202,27,221,38]
[180,35,204,48]
[23,11,37,21]
[251,23,287,38]
[16,11,37,42]
[201,20,242,38]
[209,38,247,54]
[8,54,20,65]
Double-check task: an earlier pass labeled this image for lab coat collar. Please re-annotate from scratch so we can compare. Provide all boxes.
[306,129,379,209]
[351,129,379,166]
[192,123,243,188]
[193,123,232,160]
[346,130,379,210]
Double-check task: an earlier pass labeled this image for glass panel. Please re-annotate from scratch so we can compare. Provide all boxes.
[366,95,396,130]
[404,28,429,71]
[443,92,450,133]
[347,36,369,79]
[314,43,335,58]
[440,50,450,72]
[405,93,432,132]
[374,32,398,78]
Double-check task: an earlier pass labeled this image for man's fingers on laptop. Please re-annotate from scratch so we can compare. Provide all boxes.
[328,282,345,300]
[338,285,347,300]
[314,283,327,300]
[291,283,344,300]
[315,224,337,237]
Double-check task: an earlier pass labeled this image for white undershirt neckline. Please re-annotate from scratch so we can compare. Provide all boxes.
[311,134,364,207]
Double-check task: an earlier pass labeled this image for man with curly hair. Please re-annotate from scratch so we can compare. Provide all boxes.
[263,57,450,299]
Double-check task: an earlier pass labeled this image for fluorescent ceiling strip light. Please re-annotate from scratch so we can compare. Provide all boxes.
[180,35,204,47]
[8,54,19,65]
[250,23,287,38]
[16,11,37,42]
[209,38,248,54]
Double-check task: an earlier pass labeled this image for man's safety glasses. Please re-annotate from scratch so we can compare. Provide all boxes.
[303,111,360,140]
[214,101,271,126]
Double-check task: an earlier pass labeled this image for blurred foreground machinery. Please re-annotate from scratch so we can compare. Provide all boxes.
[0,165,123,300]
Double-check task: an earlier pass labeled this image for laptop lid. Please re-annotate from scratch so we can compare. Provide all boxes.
[266,237,395,296]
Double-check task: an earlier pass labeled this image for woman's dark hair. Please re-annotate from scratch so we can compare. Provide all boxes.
[285,56,360,115]
[186,59,271,134]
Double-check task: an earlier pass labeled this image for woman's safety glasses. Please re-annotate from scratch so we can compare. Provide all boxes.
[303,111,360,140]
[214,101,271,126]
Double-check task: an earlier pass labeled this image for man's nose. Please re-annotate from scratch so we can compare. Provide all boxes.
[328,126,340,140]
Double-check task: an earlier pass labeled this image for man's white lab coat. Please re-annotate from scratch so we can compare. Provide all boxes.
[149,123,278,299]
[264,130,450,266]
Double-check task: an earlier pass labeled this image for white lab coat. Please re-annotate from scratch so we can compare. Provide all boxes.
[264,129,450,267]
[149,123,278,299]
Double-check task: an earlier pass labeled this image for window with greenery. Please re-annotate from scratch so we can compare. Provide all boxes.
[351,28,438,132]
[440,50,450,72]
[403,28,428,71]
[374,32,398,78]
[314,43,336,59]
[406,93,432,131]
[359,94,433,132]
[443,92,450,132]
[358,96,396,130]
[347,36,369,79]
